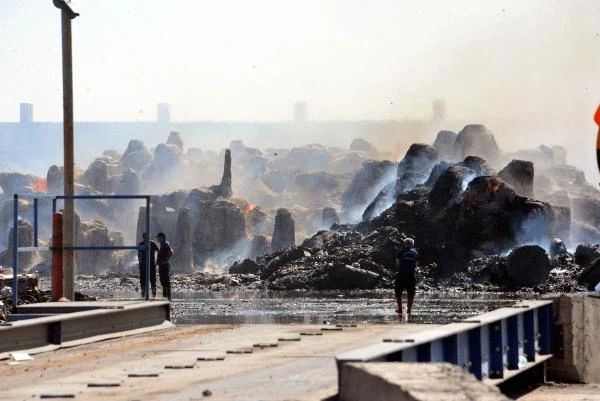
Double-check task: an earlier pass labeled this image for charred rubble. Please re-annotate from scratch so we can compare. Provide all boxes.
[0,123,599,295]
[231,181,584,293]
[228,125,597,294]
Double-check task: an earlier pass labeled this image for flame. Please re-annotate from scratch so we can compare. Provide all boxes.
[485,179,502,195]
[32,177,47,193]
[243,202,256,213]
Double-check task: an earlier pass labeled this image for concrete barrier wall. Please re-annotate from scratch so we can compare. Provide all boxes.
[340,362,510,401]
[549,294,600,383]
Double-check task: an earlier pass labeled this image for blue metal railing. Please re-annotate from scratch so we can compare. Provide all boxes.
[336,300,553,384]
[11,194,152,307]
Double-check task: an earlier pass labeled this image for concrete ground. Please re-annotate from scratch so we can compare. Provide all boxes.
[515,383,600,401]
[0,323,434,401]
[2,322,598,401]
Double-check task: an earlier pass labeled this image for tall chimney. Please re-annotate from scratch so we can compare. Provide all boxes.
[20,103,33,124]
[432,99,446,122]
[157,103,170,123]
[294,102,306,123]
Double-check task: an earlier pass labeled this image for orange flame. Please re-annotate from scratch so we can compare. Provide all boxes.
[485,179,502,195]
[243,202,256,213]
[32,177,47,193]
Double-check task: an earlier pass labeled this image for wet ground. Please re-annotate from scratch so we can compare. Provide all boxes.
[172,291,524,325]
[82,288,526,325]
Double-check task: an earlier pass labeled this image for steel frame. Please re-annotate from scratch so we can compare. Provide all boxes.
[336,300,553,385]
[11,194,152,306]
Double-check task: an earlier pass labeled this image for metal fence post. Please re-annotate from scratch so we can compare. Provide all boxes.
[538,304,553,355]
[12,194,19,308]
[489,322,504,379]
[145,196,151,301]
[507,315,519,369]
[468,327,482,380]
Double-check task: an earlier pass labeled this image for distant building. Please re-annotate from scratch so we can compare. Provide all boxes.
[294,102,307,123]
[432,99,446,122]
[20,103,33,124]
[157,103,171,124]
[0,102,433,175]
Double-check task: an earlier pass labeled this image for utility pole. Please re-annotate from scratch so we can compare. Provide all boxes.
[53,0,78,300]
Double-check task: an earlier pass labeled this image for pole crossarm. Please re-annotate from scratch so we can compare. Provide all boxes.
[52,0,79,19]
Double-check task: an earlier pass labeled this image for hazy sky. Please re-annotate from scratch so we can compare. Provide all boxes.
[1,1,599,175]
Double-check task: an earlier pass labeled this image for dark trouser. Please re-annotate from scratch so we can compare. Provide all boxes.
[394,271,416,298]
[394,271,416,316]
[139,264,157,293]
[159,263,171,299]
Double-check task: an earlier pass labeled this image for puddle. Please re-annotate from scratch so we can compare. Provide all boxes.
[167,290,524,325]
[86,289,535,325]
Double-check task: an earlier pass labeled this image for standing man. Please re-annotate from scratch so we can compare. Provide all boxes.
[138,233,159,297]
[395,237,419,321]
[156,232,174,301]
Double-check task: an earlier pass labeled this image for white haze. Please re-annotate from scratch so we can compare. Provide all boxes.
[1,0,598,176]
[0,1,599,215]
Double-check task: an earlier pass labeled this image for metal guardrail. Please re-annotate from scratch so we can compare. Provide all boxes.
[11,194,152,306]
[0,300,171,355]
[336,300,553,385]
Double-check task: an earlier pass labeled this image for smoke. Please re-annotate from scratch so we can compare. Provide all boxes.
[2,0,599,278]
[341,163,397,224]
[196,236,256,273]
[461,172,478,191]
[514,211,552,250]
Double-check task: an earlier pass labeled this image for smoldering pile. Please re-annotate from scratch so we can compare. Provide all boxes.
[226,125,600,294]
[1,123,600,296]
[228,200,585,294]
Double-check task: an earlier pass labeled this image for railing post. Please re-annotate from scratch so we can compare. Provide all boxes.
[12,194,19,308]
[33,198,38,246]
[468,327,482,380]
[417,343,431,362]
[49,321,62,345]
[52,212,64,301]
[523,309,535,362]
[507,315,519,369]
[443,335,458,364]
[538,304,553,355]
[489,322,504,379]
[145,196,151,301]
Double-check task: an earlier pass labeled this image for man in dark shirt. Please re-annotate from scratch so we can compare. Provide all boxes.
[395,237,419,321]
[138,233,159,297]
[156,232,174,300]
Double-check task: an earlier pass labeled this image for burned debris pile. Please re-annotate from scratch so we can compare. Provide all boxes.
[225,125,598,293]
[0,122,599,295]
[235,182,584,293]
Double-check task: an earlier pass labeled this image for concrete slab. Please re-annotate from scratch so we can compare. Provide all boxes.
[340,362,511,401]
[0,323,435,401]
[548,294,600,383]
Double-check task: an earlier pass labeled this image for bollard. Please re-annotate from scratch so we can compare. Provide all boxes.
[52,212,64,301]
